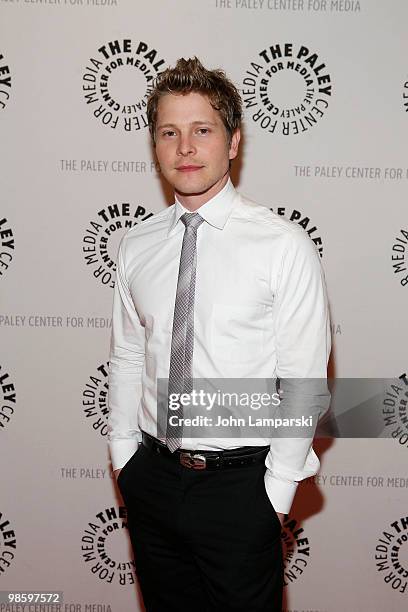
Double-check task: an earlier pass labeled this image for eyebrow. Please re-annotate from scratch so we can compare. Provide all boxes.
[156,120,218,130]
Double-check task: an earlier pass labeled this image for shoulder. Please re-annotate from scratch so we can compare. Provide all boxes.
[236,192,321,260]
[124,205,173,239]
[119,205,173,254]
[236,192,307,236]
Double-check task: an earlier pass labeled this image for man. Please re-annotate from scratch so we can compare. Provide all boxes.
[108,57,331,611]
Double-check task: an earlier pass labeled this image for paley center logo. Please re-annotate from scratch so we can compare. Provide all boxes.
[82,201,154,288]
[282,516,311,586]
[81,506,136,586]
[82,362,109,437]
[242,42,332,136]
[270,205,323,257]
[375,515,408,595]
[382,373,408,447]
[0,364,16,429]
[0,51,11,111]
[82,39,167,132]
[0,510,17,575]
[391,229,408,288]
[0,218,15,278]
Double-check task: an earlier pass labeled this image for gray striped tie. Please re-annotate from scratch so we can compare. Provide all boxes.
[166,212,205,452]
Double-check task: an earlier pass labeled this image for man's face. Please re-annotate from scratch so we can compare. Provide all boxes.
[154,91,240,201]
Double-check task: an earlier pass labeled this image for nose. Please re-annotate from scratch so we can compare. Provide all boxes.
[176,132,196,157]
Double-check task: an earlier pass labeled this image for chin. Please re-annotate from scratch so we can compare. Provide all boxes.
[174,180,212,197]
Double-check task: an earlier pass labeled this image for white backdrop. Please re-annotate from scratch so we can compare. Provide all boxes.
[1,1,408,610]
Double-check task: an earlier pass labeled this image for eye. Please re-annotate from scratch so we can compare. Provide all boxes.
[197,127,210,135]
[162,130,176,137]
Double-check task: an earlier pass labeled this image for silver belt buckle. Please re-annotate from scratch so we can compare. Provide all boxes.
[179,452,206,470]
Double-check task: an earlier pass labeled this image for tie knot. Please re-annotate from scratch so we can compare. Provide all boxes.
[180,212,205,230]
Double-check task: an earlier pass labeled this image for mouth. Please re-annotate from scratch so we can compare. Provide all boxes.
[176,165,203,173]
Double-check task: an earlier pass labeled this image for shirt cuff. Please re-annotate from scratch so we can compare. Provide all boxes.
[109,433,142,471]
[264,470,299,515]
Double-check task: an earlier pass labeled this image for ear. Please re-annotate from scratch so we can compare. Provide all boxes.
[228,128,241,161]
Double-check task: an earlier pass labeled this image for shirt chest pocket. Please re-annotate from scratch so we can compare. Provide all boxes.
[210,303,266,363]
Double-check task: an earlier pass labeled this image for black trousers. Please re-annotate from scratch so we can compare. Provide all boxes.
[118,441,283,612]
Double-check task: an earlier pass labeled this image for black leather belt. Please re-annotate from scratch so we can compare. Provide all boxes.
[142,431,269,470]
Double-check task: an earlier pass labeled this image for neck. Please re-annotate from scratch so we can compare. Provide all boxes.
[175,172,230,211]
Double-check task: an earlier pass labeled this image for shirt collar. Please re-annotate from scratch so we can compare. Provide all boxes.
[167,178,238,237]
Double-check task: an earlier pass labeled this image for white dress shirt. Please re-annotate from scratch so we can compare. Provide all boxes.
[108,178,331,514]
